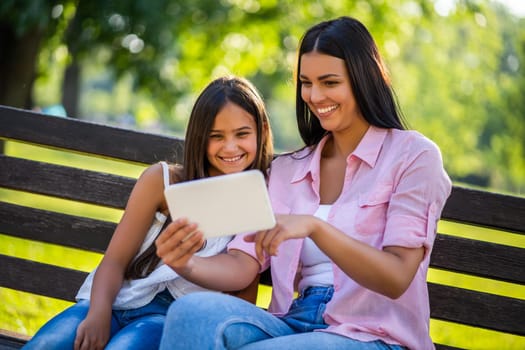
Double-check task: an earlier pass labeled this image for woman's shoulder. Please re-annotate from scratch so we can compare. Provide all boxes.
[388,129,448,178]
[391,129,443,155]
[268,146,315,181]
[272,146,314,165]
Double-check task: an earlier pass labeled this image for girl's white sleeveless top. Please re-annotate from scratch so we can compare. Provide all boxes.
[75,162,233,309]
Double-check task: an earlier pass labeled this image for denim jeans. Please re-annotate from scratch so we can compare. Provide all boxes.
[159,287,406,350]
[23,289,174,350]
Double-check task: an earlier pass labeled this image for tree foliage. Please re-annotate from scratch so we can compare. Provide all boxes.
[0,0,523,194]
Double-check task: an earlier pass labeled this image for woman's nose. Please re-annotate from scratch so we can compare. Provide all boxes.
[309,85,324,103]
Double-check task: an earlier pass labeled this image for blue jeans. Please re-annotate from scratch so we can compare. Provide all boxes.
[159,287,406,350]
[23,289,174,350]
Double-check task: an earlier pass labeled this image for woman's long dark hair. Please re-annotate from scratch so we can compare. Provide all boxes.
[295,16,407,147]
[125,76,273,279]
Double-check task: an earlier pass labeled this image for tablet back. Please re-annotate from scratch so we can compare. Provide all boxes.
[164,170,275,238]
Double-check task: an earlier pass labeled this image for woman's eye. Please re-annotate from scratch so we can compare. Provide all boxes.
[209,134,222,139]
[301,81,312,87]
[324,80,339,86]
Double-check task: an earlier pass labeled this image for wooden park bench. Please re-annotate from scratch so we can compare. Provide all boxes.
[1,105,524,349]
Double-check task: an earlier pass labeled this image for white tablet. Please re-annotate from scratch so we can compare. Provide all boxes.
[164,170,276,239]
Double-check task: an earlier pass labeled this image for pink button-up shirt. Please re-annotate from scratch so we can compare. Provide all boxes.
[229,126,451,350]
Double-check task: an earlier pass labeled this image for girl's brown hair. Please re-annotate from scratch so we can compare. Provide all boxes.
[183,76,273,181]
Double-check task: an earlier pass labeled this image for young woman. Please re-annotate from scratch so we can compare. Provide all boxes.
[156,17,451,350]
[22,76,273,350]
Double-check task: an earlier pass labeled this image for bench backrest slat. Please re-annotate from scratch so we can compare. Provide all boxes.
[429,283,525,336]
[432,234,525,284]
[2,257,524,336]
[442,186,525,233]
[0,155,135,208]
[0,202,114,253]
[0,105,184,164]
[0,254,87,301]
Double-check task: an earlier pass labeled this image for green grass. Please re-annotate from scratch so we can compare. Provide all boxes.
[1,140,524,348]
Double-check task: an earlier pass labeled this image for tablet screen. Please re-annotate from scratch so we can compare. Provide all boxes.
[164,170,276,238]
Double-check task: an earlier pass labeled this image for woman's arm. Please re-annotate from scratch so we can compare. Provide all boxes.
[155,219,261,292]
[248,140,450,300]
[246,214,422,299]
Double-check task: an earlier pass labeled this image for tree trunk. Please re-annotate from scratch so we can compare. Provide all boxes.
[62,61,81,118]
[0,22,44,154]
[0,23,44,108]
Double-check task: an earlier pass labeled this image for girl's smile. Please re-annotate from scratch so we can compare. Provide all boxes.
[207,101,258,176]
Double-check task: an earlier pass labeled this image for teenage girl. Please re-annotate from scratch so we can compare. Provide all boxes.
[23,76,273,350]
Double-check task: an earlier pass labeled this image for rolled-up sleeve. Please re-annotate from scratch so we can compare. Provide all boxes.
[383,142,451,257]
[227,233,271,271]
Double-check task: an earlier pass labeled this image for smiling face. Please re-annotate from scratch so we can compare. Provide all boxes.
[206,101,259,176]
[299,52,369,136]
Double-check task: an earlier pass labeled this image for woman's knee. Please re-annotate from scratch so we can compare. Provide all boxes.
[165,292,216,323]
[170,292,232,313]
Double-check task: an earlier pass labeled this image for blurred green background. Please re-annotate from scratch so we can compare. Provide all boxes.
[1,0,524,194]
[1,0,524,348]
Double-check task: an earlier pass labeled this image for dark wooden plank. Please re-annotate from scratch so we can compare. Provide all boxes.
[431,234,525,284]
[0,105,184,164]
[0,155,135,209]
[0,254,87,302]
[260,269,272,286]
[0,333,26,350]
[260,234,525,286]
[434,345,466,350]
[442,187,525,234]
[429,282,525,335]
[259,269,525,336]
[0,201,114,253]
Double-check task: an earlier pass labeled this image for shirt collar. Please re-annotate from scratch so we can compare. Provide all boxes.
[352,126,388,168]
[290,127,388,183]
[290,135,329,183]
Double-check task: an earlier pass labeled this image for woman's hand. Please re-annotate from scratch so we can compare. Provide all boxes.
[244,214,319,263]
[155,218,206,273]
[74,313,110,350]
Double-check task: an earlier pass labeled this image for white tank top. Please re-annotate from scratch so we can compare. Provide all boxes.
[297,204,334,292]
[76,162,234,309]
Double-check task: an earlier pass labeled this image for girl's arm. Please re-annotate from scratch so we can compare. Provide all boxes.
[74,163,166,349]
[155,219,260,292]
